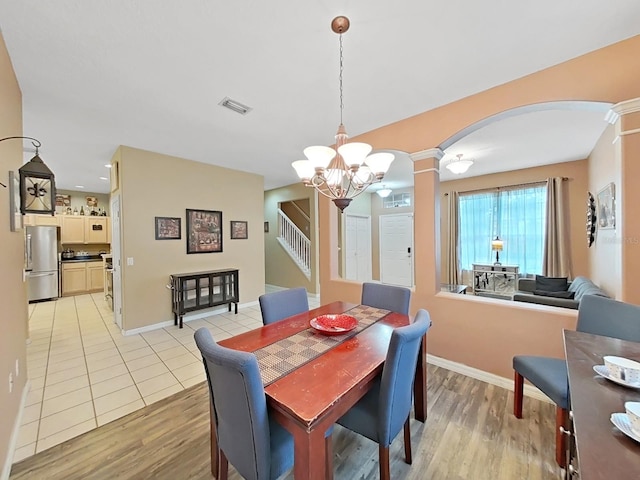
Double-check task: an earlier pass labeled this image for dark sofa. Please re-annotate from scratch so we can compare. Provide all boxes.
[513,275,609,309]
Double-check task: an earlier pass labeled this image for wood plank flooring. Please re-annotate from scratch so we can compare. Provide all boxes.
[10,364,561,480]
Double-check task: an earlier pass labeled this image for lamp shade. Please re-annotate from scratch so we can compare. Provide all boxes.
[19,152,56,215]
[491,236,504,251]
[445,153,473,174]
[376,188,392,198]
[303,146,335,169]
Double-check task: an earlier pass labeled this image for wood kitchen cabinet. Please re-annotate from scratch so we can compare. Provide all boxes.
[24,214,59,226]
[62,261,103,295]
[61,216,110,244]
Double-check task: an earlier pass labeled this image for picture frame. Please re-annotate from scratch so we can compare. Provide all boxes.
[186,209,222,254]
[8,171,22,232]
[597,182,615,230]
[55,193,71,207]
[230,220,248,240]
[155,216,181,240]
[86,196,98,207]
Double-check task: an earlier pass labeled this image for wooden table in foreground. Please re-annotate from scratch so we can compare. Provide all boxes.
[218,301,427,480]
[564,330,640,479]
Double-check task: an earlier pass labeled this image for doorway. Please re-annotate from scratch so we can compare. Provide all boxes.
[344,214,372,282]
[379,213,414,287]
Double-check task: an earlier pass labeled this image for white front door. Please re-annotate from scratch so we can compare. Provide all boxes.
[344,214,372,282]
[379,213,414,287]
[110,195,123,329]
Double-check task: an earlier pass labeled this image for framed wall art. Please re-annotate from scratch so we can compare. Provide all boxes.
[55,193,71,207]
[597,182,615,230]
[230,220,248,239]
[186,209,222,253]
[155,216,181,240]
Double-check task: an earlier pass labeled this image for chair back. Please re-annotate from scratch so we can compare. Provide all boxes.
[259,287,309,325]
[194,328,271,480]
[577,295,640,342]
[361,282,411,315]
[377,309,431,445]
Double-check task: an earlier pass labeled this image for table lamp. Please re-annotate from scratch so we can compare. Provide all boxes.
[491,236,503,265]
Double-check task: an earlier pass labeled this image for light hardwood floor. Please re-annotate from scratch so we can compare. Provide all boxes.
[10,364,560,479]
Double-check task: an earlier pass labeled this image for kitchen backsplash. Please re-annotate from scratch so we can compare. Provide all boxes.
[60,244,110,256]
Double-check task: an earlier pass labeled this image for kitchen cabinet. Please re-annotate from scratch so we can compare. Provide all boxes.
[61,216,110,244]
[62,260,104,295]
[24,214,59,227]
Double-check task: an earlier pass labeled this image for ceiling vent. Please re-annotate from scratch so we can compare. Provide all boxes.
[219,97,252,115]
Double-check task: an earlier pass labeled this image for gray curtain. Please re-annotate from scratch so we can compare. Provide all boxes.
[543,177,572,277]
[446,191,460,284]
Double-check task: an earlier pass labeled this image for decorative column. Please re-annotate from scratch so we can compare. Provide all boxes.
[607,98,640,305]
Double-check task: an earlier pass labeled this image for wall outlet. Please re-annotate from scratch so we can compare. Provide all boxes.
[9,373,13,393]
[15,359,19,377]
[127,257,134,266]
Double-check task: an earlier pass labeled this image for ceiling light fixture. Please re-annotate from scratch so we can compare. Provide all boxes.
[445,154,474,175]
[292,16,394,211]
[376,186,392,198]
[219,97,252,115]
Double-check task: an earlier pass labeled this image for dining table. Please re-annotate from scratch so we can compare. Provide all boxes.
[214,301,428,480]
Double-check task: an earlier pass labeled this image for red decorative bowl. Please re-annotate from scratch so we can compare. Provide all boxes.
[310,314,358,336]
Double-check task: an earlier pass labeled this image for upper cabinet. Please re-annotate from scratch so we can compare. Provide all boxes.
[24,214,59,227]
[61,216,110,244]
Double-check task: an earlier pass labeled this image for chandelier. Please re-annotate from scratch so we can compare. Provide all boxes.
[445,154,474,174]
[292,16,395,211]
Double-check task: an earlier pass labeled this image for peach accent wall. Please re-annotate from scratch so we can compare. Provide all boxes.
[440,160,589,282]
[118,146,265,330]
[320,35,640,379]
[0,32,28,475]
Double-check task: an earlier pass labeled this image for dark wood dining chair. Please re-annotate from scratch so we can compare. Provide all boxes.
[336,309,431,480]
[361,282,411,315]
[513,294,640,466]
[259,287,309,325]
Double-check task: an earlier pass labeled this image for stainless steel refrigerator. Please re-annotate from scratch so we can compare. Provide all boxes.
[26,225,60,302]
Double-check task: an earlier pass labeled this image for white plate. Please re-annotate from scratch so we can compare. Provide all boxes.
[593,365,640,389]
[611,413,640,443]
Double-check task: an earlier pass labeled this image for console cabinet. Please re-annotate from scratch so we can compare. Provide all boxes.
[472,263,519,297]
[169,269,239,328]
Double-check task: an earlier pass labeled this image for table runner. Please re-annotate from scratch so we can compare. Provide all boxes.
[253,305,390,386]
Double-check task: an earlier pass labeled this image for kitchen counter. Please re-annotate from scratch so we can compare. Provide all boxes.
[61,255,104,263]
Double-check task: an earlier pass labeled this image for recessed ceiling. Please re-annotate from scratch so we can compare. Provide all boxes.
[1,1,638,194]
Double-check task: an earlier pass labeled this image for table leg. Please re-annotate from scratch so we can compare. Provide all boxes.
[291,427,327,480]
[414,332,428,422]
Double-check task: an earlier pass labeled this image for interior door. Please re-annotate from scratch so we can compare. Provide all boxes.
[111,195,122,328]
[379,213,414,287]
[344,214,372,282]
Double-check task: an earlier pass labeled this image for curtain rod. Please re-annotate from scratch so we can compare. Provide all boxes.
[443,177,568,196]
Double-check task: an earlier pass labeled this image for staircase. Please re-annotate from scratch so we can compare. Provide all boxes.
[277,208,311,280]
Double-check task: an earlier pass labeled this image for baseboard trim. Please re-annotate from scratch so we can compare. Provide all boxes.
[122,300,260,336]
[2,380,31,480]
[427,354,551,404]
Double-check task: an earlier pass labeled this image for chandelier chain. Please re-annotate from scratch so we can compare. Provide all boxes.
[339,33,343,125]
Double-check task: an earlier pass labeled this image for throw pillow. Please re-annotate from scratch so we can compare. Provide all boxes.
[535,275,568,292]
[533,289,575,299]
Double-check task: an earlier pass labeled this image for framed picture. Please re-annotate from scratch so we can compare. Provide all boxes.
[155,217,181,240]
[264,221,269,233]
[55,193,71,207]
[230,220,248,239]
[8,171,22,231]
[186,209,222,254]
[86,196,98,207]
[597,182,615,229]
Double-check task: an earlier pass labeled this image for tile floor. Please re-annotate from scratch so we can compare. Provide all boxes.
[13,286,320,463]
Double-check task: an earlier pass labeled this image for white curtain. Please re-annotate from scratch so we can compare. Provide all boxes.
[459,184,547,276]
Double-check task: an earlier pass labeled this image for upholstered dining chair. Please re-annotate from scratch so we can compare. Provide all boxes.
[259,287,309,325]
[513,294,640,466]
[361,282,411,315]
[194,328,333,480]
[336,309,432,480]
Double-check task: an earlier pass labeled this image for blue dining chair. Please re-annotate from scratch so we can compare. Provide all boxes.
[195,328,334,480]
[259,287,309,325]
[336,309,431,480]
[361,282,411,315]
[513,294,640,466]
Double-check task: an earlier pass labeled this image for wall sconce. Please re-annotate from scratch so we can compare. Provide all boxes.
[1,136,56,215]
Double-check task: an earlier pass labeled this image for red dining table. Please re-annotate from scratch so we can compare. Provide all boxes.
[213,301,428,480]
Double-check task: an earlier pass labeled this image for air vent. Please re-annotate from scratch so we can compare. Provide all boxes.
[219,97,252,115]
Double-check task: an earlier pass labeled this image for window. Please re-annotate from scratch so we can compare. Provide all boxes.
[458,184,547,275]
[383,192,411,208]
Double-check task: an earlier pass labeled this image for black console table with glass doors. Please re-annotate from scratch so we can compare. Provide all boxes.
[168,269,239,328]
